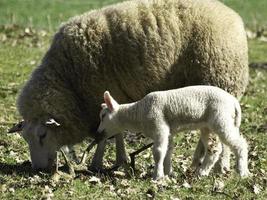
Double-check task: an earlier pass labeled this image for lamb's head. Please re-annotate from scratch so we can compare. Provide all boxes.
[9,118,62,171]
[97,91,121,141]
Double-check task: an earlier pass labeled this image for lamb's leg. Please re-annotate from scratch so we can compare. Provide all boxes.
[115,133,128,167]
[218,128,249,177]
[196,128,222,176]
[163,136,174,176]
[214,144,231,173]
[63,145,79,164]
[191,136,205,169]
[152,124,170,180]
[89,139,106,171]
[192,133,231,174]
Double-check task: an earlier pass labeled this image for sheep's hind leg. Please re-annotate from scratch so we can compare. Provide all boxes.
[196,128,222,177]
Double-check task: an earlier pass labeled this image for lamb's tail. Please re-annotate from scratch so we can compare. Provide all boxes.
[234,100,242,128]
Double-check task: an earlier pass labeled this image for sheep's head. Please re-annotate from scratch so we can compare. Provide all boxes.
[97,91,121,141]
[8,118,62,171]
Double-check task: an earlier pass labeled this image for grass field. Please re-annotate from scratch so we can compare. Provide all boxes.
[0,0,267,199]
[0,0,267,30]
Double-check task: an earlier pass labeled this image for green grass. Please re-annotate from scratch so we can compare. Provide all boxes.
[0,0,267,199]
[0,0,266,30]
[222,0,267,30]
[249,40,267,62]
[0,0,123,30]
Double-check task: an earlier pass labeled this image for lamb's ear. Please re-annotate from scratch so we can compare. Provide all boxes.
[104,91,119,112]
[45,118,61,127]
[101,103,107,109]
[8,121,25,133]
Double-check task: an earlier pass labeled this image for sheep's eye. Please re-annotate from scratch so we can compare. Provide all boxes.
[40,133,46,140]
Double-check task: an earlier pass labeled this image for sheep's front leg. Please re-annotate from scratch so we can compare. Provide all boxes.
[152,125,170,180]
[89,139,106,171]
[61,145,80,164]
[163,136,174,176]
[115,133,128,166]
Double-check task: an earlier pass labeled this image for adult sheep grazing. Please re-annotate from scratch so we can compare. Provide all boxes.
[10,0,248,171]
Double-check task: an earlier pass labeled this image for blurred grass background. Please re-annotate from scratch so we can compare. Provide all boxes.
[0,0,266,199]
[0,0,122,30]
[0,0,266,30]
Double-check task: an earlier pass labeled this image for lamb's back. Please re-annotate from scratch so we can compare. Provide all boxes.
[146,86,237,124]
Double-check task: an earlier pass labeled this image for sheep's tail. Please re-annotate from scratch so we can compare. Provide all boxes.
[234,100,242,128]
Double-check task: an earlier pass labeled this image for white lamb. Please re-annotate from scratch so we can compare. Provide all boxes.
[97,86,250,180]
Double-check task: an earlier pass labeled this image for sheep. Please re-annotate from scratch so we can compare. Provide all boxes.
[11,0,248,171]
[97,87,250,180]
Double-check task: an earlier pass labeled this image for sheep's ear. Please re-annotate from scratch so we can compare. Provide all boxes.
[45,118,61,127]
[104,91,119,112]
[8,121,25,133]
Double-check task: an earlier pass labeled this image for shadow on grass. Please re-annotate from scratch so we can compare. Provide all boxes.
[0,162,113,178]
[0,160,134,183]
[0,160,34,176]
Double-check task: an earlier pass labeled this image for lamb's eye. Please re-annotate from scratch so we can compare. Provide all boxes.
[101,113,106,121]
[39,132,47,145]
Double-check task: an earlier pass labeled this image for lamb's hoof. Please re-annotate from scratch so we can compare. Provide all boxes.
[214,166,231,175]
[195,168,210,177]
[240,169,251,178]
[191,162,202,172]
[213,162,230,174]
[151,175,165,182]
[164,170,174,178]
[152,172,165,181]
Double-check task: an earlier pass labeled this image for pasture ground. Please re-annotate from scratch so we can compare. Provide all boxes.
[0,0,266,199]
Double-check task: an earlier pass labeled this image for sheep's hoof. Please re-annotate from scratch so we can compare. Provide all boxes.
[109,164,121,172]
[88,166,103,173]
[112,159,129,170]
[88,164,126,175]
[51,171,74,182]
[115,157,128,167]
